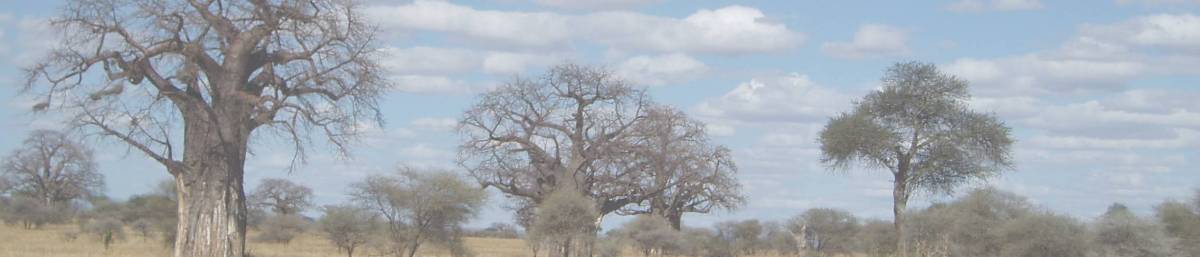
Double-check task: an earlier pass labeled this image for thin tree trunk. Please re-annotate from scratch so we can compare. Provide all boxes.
[893,172,909,257]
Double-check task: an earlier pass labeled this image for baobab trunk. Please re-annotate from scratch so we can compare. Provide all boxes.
[173,104,252,257]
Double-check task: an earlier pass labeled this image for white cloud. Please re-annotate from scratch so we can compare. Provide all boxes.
[382,46,563,76]
[1116,0,1200,5]
[821,24,911,59]
[695,73,852,124]
[391,75,487,95]
[945,0,1043,12]
[381,47,479,74]
[614,53,708,86]
[528,0,659,10]
[367,1,802,53]
[1081,14,1200,51]
[705,123,736,137]
[411,117,459,132]
[944,55,1144,97]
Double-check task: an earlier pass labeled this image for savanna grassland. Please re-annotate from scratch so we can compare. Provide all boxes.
[0,223,531,257]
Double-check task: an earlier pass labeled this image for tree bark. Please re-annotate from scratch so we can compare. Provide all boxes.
[666,212,683,230]
[892,171,909,257]
[172,103,251,257]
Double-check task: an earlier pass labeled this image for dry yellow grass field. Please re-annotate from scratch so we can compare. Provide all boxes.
[0,223,848,257]
[0,223,531,257]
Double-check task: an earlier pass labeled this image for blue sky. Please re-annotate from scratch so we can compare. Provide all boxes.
[1,0,1198,229]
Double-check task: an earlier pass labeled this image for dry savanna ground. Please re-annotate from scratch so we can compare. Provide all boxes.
[0,223,530,257]
[0,224,847,257]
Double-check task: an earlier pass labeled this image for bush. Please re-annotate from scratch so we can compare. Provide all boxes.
[857,219,897,257]
[999,212,1088,257]
[617,215,684,256]
[790,208,859,256]
[528,190,598,257]
[0,196,73,228]
[1155,200,1200,256]
[254,214,309,244]
[83,217,125,250]
[1091,203,1174,257]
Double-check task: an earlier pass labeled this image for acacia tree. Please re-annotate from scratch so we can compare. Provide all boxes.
[21,1,387,256]
[351,167,486,257]
[789,208,860,256]
[617,107,743,230]
[458,63,658,221]
[2,130,104,205]
[817,62,1014,252]
[250,178,313,216]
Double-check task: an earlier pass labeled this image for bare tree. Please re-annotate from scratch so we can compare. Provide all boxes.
[318,204,377,257]
[21,1,388,256]
[1092,203,1174,257]
[817,62,1014,252]
[250,178,313,216]
[617,107,744,230]
[351,167,486,257]
[458,63,658,222]
[2,130,103,206]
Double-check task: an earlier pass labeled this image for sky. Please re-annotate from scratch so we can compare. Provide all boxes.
[0,0,1198,230]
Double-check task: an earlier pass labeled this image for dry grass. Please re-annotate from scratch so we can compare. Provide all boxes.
[0,223,858,257]
[0,223,530,257]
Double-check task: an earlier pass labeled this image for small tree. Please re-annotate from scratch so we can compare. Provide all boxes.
[529,190,599,257]
[318,205,377,257]
[250,178,314,216]
[790,208,860,256]
[714,219,765,256]
[818,62,1015,252]
[351,167,487,257]
[618,215,684,257]
[1092,203,1174,257]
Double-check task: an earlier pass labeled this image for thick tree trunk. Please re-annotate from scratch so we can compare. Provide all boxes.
[666,211,683,230]
[172,103,251,257]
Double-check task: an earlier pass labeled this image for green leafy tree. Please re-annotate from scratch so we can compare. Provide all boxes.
[818,62,1014,251]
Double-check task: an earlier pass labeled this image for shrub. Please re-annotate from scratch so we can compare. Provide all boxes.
[83,217,125,250]
[254,214,309,244]
[857,219,897,257]
[1091,203,1174,257]
[999,212,1088,257]
[528,190,598,257]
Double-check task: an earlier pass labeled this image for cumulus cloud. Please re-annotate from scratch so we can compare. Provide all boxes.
[695,74,852,124]
[614,53,708,86]
[944,55,1144,97]
[1116,0,1200,5]
[945,0,1043,12]
[366,1,802,53]
[410,117,458,132]
[381,46,563,76]
[821,24,911,59]
[1080,14,1200,51]
[390,75,488,95]
[528,0,659,10]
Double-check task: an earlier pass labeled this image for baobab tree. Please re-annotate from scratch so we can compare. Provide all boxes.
[21,1,388,256]
[2,130,104,206]
[618,107,744,230]
[458,63,658,221]
[817,62,1013,254]
[250,178,313,216]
